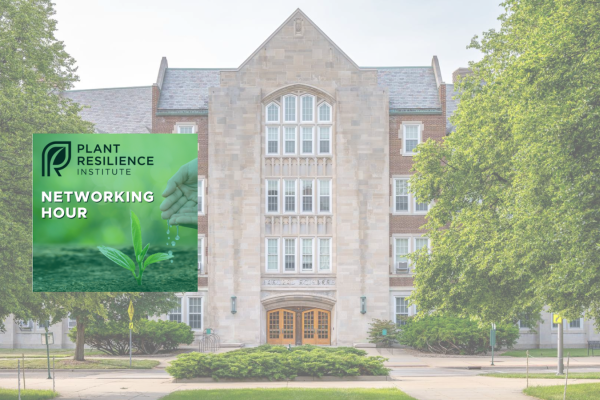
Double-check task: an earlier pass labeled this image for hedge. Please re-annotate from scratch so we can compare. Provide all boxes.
[396,315,519,355]
[166,345,388,380]
[68,319,194,355]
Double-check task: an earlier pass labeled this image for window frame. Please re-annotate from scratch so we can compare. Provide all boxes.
[176,125,195,134]
[266,102,280,124]
[266,126,280,156]
[317,237,332,272]
[283,179,297,214]
[394,296,410,326]
[283,95,297,123]
[198,236,204,274]
[283,126,297,155]
[168,297,183,323]
[318,179,332,214]
[300,126,314,155]
[266,238,280,272]
[318,102,332,123]
[266,179,280,214]
[569,318,583,329]
[301,179,314,214]
[301,95,315,123]
[393,178,410,214]
[394,238,410,270]
[301,237,314,273]
[402,123,422,156]
[283,238,297,273]
[318,126,332,155]
[198,178,205,215]
[187,297,203,331]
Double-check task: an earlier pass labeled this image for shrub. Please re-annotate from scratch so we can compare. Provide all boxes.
[68,319,194,355]
[367,319,400,347]
[396,315,519,355]
[166,346,388,380]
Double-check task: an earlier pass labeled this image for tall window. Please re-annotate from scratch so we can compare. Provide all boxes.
[319,238,331,271]
[284,180,296,212]
[395,239,409,270]
[415,199,429,212]
[198,237,204,274]
[395,297,409,326]
[302,180,313,212]
[318,126,331,154]
[267,180,279,213]
[284,239,296,272]
[266,103,279,123]
[198,179,204,214]
[319,180,331,213]
[415,238,429,252]
[267,238,279,271]
[403,125,420,154]
[302,238,313,271]
[394,179,409,212]
[318,103,331,122]
[267,127,279,154]
[301,126,313,154]
[284,127,296,154]
[188,298,202,329]
[168,297,182,323]
[284,95,296,122]
[301,95,314,122]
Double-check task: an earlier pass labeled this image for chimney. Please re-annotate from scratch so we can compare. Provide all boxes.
[452,67,472,84]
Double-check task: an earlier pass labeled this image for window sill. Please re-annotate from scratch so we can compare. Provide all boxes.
[401,153,416,157]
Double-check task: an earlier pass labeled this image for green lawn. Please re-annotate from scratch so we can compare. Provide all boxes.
[503,348,593,357]
[484,372,600,379]
[524,382,600,399]
[0,354,70,359]
[0,358,158,369]
[160,388,416,400]
[0,388,58,400]
[0,349,104,357]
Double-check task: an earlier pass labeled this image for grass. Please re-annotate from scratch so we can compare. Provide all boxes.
[0,354,70,359]
[160,388,416,400]
[0,358,159,369]
[524,382,600,399]
[0,349,105,357]
[503,348,593,357]
[484,372,600,379]
[0,388,58,400]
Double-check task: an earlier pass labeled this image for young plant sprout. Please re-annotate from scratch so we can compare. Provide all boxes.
[98,211,173,286]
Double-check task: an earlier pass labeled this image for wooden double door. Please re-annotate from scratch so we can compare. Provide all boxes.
[267,307,330,345]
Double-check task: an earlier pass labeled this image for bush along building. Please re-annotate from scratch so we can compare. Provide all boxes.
[2,9,598,350]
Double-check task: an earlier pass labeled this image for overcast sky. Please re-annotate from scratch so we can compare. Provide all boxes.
[53,0,504,90]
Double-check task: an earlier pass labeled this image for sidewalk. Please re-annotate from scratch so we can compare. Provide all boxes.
[368,348,600,370]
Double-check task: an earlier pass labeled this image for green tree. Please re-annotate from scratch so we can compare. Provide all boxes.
[410,0,600,325]
[0,0,94,330]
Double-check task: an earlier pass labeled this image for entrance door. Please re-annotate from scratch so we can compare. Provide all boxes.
[301,309,330,345]
[267,309,295,345]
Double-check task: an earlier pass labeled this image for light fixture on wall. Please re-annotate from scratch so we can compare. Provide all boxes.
[360,296,367,314]
[231,296,237,314]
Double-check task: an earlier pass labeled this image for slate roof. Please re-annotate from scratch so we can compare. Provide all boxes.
[157,69,221,110]
[445,83,460,134]
[376,67,441,110]
[62,86,152,133]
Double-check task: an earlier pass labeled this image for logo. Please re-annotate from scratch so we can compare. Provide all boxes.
[42,141,71,177]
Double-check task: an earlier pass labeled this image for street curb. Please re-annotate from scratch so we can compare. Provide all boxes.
[173,376,392,383]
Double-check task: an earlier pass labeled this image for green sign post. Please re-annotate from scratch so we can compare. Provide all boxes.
[490,323,497,366]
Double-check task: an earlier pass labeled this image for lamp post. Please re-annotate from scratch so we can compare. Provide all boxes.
[43,321,51,379]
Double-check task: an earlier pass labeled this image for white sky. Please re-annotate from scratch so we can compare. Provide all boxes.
[53,0,504,90]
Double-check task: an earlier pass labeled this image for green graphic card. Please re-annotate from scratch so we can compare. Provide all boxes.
[33,134,199,292]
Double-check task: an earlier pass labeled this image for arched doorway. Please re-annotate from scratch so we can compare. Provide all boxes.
[266,307,331,345]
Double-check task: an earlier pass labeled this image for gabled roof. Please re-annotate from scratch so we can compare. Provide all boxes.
[236,8,361,72]
[157,69,222,110]
[376,67,441,110]
[62,86,152,133]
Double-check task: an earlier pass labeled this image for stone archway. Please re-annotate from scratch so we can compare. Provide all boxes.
[262,294,335,345]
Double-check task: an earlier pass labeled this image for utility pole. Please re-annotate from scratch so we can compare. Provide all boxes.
[557,318,564,375]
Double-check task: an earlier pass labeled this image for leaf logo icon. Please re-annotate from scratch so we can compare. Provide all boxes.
[42,141,71,177]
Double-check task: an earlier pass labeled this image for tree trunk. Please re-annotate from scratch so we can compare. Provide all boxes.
[74,319,85,361]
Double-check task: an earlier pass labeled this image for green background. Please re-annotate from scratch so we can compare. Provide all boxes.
[32,134,198,292]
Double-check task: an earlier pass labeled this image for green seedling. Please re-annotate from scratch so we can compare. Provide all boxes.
[98,211,173,286]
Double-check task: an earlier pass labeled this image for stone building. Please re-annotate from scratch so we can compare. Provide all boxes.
[2,9,597,349]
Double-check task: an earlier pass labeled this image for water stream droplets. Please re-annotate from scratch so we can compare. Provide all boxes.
[175,225,180,240]
[171,241,176,246]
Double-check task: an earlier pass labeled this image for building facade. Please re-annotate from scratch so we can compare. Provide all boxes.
[2,9,597,349]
